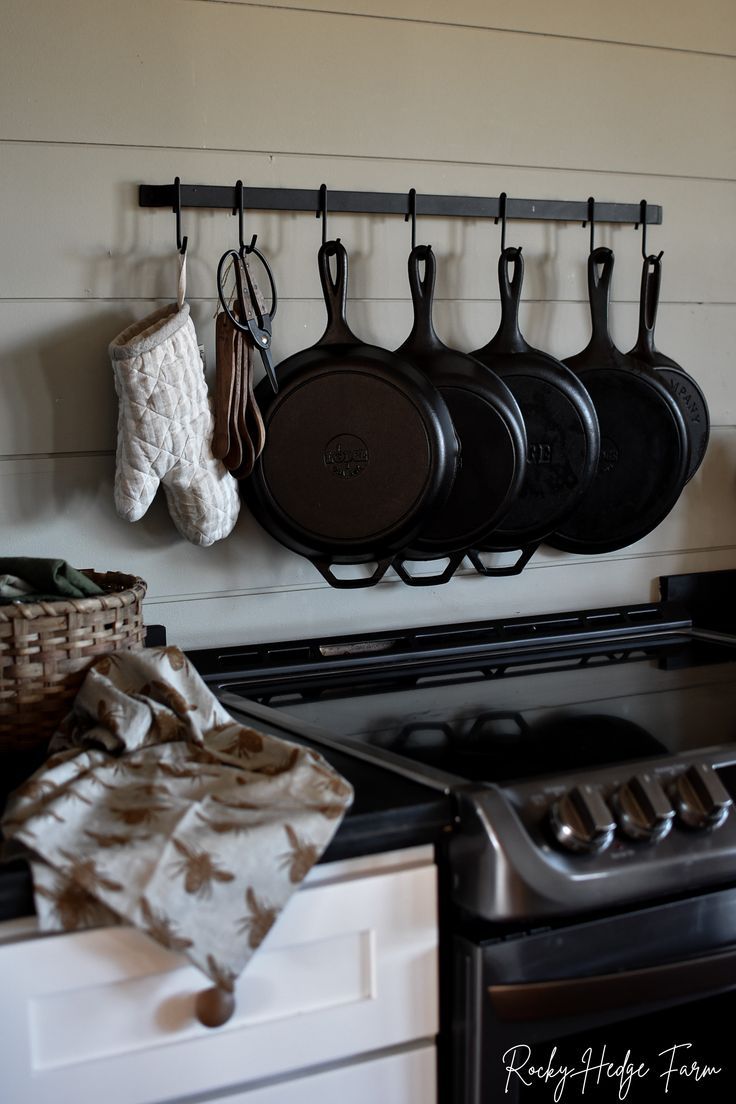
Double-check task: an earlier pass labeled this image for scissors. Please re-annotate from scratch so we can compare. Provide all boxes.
[216,245,279,393]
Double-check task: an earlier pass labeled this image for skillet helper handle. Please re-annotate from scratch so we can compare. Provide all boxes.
[318,240,355,344]
[391,550,465,587]
[632,252,663,359]
[403,244,441,350]
[495,246,527,354]
[310,557,393,589]
[467,543,539,577]
[586,246,616,353]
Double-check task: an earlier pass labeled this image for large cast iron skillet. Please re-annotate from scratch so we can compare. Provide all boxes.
[470,246,600,574]
[242,239,459,588]
[628,252,709,482]
[391,245,527,585]
[548,247,690,554]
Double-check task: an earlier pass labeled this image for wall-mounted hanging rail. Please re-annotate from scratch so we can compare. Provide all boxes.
[139,183,662,226]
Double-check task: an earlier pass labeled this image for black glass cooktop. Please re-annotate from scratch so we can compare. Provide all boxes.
[219,634,736,785]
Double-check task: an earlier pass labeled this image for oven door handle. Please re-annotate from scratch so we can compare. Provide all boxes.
[489,945,736,1022]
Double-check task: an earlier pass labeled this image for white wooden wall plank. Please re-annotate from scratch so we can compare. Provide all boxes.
[143,547,736,649]
[234,0,736,56]
[2,143,735,306]
[2,1,734,178]
[0,431,734,632]
[2,0,734,647]
[0,298,731,457]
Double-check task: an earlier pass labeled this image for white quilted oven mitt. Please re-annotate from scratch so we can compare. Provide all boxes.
[109,303,240,546]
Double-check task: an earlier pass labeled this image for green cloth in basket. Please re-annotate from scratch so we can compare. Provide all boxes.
[0,558,104,604]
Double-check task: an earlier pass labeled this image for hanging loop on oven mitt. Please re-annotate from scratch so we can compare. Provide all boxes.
[2,646,353,1024]
[108,303,240,546]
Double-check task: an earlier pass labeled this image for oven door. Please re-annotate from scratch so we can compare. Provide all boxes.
[454,884,736,1104]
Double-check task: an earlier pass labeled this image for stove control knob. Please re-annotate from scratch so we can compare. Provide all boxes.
[672,763,732,830]
[550,784,616,854]
[613,774,674,842]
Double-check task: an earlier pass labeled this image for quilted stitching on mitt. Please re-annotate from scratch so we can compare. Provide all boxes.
[109,304,240,546]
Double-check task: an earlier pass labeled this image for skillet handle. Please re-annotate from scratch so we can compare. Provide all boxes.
[495,246,527,354]
[467,544,538,577]
[631,253,663,360]
[318,239,355,344]
[404,244,441,350]
[586,246,616,352]
[310,556,392,589]
[391,550,466,587]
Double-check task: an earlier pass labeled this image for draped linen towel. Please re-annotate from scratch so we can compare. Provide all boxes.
[2,647,353,994]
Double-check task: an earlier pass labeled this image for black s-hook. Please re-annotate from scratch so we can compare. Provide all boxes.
[316,183,340,246]
[582,196,596,252]
[234,180,258,255]
[316,183,328,245]
[495,191,509,252]
[173,176,187,256]
[405,188,417,250]
[635,199,663,263]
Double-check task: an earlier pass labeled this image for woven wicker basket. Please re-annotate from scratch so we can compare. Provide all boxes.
[0,570,147,754]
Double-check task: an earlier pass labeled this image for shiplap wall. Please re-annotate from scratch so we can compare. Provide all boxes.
[1,0,735,647]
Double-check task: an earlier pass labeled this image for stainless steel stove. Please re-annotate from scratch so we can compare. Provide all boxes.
[190,569,736,1103]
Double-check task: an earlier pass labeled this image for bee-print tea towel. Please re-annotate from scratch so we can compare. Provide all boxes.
[2,647,353,1005]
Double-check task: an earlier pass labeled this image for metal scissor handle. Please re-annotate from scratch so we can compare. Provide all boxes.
[216,246,279,393]
[242,244,278,321]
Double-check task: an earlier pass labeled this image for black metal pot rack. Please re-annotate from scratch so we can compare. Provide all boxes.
[139,182,662,228]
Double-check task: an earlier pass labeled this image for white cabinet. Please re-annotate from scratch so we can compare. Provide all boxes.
[0,847,437,1104]
[218,1046,436,1104]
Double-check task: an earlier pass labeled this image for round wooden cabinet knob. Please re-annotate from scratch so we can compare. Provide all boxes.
[195,985,236,1028]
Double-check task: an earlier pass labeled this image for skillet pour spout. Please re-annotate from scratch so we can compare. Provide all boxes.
[241,239,460,588]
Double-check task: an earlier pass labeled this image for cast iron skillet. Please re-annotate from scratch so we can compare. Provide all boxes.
[391,244,527,586]
[242,239,459,588]
[469,246,600,574]
[548,246,690,555]
[628,252,709,482]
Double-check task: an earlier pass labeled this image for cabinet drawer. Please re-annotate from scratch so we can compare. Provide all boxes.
[219,1044,436,1104]
[0,857,437,1104]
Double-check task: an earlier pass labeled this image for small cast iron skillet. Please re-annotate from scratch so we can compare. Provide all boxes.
[547,247,690,555]
[241,239,459,588]
[391,244,527,586]
[628,252,709,482]
[469,246,600,574]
